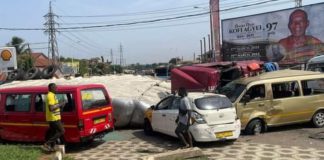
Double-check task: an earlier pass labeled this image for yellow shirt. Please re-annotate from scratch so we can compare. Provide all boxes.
[46,91,61,121]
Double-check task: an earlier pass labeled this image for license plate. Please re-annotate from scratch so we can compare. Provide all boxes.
[215,131,233,138]
[94,118,105,124]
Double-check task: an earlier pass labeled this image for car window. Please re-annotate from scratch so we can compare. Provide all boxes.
[195,96,232,110]
[156,96,174,110]
[301,78,324,96]
[170,97,181,110]
[218,81,246,102]
[240,84,265,102]
[81,89,109,110]
[35,93,75,112]
[272,81,300,99]
[35,94,46,112]
[5,94,31,112]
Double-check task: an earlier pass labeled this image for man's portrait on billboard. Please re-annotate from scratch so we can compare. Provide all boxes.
[278,9,322,62]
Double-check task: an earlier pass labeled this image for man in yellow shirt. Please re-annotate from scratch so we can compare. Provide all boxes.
[42,83,66,152]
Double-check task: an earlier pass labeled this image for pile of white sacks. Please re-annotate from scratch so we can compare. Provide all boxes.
[0,75,171,128]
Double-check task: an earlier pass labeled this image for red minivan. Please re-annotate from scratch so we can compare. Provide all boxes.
[0,84,114,143]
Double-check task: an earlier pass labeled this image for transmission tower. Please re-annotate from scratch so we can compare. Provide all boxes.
[44,1,59,65]
[295,0,302,7]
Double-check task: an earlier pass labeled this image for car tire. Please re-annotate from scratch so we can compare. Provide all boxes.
[144,119,154,136]
[245,119,263,135]
[312,110,324,128]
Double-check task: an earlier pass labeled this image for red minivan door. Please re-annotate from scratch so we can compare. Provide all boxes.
[0,93,37,141]
[32,92,79,143]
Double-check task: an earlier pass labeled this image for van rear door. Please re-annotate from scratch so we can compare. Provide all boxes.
[79,88,112,137]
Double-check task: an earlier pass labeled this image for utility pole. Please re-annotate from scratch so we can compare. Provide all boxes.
[208,34,211,62]
[210,0,221,62]
[110,49,113,64]
[200,40,203,63]
[203,37,207,63]
[44,1,59,66]
[295,0,302,7]
[119,43,123,66]
[110,48,115,74]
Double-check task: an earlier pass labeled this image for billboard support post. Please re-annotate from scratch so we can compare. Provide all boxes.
[210,0,221,62]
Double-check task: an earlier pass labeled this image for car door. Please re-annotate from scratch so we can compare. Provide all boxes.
[151,96,174,134]
[270,81,306,124]
[236,84,271,127]
[164,96,181,137]
[1,94,35,142]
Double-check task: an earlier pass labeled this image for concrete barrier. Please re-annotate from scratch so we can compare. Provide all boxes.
[142,147,204,160]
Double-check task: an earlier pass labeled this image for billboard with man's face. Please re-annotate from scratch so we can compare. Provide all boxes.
[221,3,324,64]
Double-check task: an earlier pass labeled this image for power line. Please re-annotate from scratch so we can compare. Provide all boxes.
[60,20,209,32]
[0,0,293,31]
[58,2,208,18]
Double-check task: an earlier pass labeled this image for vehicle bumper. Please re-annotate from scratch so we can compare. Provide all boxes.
[189,119,241,142]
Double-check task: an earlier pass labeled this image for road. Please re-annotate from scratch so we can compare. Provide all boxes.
[67,123,324,160]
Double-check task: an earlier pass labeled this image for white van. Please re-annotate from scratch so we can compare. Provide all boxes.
[306,55,324,72]
[144,92,241,142]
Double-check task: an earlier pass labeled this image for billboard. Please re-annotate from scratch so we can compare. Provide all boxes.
[0,47,17,71]
[222,3,324,64]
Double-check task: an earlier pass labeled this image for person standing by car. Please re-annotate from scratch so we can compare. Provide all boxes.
[175,87,193,148]
[42,83,66,151]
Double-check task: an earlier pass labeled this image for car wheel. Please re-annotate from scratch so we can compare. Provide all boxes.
[312,110,324,128]
[245,119,263,135]
[144,119,154,135]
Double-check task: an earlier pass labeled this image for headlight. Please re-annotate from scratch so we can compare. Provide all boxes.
[191,112,206,124]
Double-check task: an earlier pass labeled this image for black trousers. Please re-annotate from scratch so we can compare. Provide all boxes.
[45,120,65,146]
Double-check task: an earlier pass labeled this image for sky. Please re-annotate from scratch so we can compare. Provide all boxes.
[1,0,324,64]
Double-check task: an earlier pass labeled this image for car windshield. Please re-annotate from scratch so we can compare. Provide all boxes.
[217,81,246,102]
[194,96,232,110]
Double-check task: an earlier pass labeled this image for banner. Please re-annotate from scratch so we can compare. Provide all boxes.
[222,3,324,64]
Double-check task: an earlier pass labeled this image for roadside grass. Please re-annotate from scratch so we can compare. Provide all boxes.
[0,144,75,160]
[0,144,41,160]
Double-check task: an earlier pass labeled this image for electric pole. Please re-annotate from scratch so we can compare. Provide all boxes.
[44,1,59,66]
[119,43,123,66]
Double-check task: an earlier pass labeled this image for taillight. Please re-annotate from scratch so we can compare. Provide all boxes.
[78,119,84,131]
[191,112,206,124]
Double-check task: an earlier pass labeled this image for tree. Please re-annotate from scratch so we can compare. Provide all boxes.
[6,36,33,71]
[6,36,30,55]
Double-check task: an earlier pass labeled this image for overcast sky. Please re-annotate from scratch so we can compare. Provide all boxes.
[1,0,323,64]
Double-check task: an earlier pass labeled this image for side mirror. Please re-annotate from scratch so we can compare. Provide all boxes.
[150,105,155,110]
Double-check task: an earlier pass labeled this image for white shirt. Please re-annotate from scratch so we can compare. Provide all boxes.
[178,96,191,125]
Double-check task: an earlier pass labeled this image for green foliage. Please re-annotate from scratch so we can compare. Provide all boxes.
[0,144,41,160]
[17,54,34,71]
[6,36,30,55]
[109,65,123,74]
[79,60,88,76]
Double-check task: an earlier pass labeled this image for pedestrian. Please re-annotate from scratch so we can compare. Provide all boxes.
[175,87,193,149]
[42,83,66,152]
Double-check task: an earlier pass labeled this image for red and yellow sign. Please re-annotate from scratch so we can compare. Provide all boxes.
[1,49,12,61]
